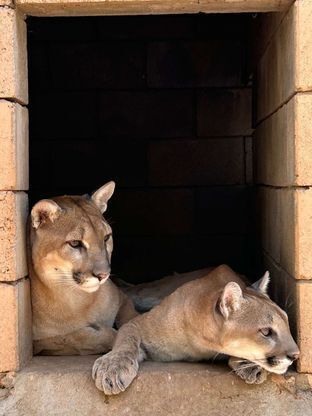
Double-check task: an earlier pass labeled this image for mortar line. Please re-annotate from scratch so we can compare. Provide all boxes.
[255,91,297,127]
[0,97,28,107]
[0,276,29,286]
[262,249,312,283]
[256,183,311,190]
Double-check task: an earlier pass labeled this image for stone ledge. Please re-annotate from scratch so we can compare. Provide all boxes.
[1,356,312,416]
[15,0,293,17]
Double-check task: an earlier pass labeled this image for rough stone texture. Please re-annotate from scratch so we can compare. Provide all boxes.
[296,188,312,280]
[256,0,312,121]
[1,357,312,416]
[255,98,296,186]
[297,282,312,373]
[0,8,28,104]
[258,187,312,280]
[15,0,293,16]
[295,93,312,185]
[0,0,13,5]
[197,89,253,137]
[255,93,312,187]
[256,4,295,122]
[0,192,28,281]
[0,279,32,372]
[149,138,245,186]
[296,0,312,92]
[0,100,29,190]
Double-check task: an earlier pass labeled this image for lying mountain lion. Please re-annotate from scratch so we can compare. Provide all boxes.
[92,265,299,394]
[28,181,138,355]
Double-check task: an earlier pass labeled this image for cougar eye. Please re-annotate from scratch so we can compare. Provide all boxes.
[68,240,83,249]
[104,234,112,243]
[260,328,273,337]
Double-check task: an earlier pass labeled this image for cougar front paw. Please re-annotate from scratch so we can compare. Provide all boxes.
[234,361,267,384]
[92,352,139,395]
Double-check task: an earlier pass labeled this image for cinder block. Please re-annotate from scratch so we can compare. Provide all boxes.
[295,188,312,280]
[254,98,295,186]
[195,186,252,235]
[245,136,253,184]
[98,15,195,40]
[297,281,312,373]
[256,5,295,122]
[0,8,28,104]
[114,234,247,283]
[110,189,194,236]
[296,0,312,91]
[147,40,243,88]
[0,279,32,372]
[197,89,252,136]
[295,93,312,186]
[50,42,145,89]
[0,100,29,190]
[30,138,147,193]
[0,192,28,281]
[251,11,286,66]
[31,91,97,139]
[258,187,312,280]
[148,138,245,186]
[255,93,312,187]
[258,187,281,264]
[99,91,193,138]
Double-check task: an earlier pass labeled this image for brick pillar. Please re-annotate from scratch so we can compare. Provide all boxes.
[254,0,312,373]
[0,6,31,372]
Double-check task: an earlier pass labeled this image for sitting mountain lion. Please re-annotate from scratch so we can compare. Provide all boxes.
[28,181,138,355]
[92,265,299,394]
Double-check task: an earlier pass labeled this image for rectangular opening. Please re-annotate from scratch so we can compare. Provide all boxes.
[28,13,260,284]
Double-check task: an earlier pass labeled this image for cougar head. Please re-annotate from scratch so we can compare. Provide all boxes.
[216,270,299,374]
[29,181,115,294]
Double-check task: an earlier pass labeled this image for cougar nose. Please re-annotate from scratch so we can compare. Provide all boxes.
[287,351,300,361]
[94,272,110,282]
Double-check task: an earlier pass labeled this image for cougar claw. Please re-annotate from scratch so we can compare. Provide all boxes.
[235,362,267,384]
[92,352,139,395]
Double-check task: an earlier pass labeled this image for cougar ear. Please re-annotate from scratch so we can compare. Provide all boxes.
[91,181,115,213]
[31,199,63,229]
[250,271,270,294]
[218,282,243,320]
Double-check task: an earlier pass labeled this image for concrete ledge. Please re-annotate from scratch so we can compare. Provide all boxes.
[15,0,293,17]
[1,356,312,416]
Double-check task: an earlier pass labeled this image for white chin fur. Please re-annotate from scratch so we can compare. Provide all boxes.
[79,278,100,293]
[253,359,291,374]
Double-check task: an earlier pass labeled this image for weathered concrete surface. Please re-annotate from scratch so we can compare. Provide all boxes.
[1,357,312,416]
[15,0,293,17]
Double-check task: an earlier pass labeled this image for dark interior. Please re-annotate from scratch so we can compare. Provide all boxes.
[27,14,261,283]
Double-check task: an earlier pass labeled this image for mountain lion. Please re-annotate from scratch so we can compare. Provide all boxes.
[28,182,137,355]
[92,265,299,394]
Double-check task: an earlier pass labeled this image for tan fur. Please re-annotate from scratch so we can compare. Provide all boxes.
[28,182,137,355]
[92,265,299,394]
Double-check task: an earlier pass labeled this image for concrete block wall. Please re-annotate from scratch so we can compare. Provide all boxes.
[28,14,255,283]
[0,6,32,372]
[253,0,312,373]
